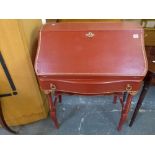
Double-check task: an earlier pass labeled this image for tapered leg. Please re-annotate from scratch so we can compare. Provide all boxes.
[129,72,152,127]
[117,94,133,131]
[113,95,117,104]
[58,94,62,103]
[47,93,59,128]
[123,92,127,102]
[113,92,126,104]
[119,95,124,109]
[0,101,17,134]
[113,94,124,108]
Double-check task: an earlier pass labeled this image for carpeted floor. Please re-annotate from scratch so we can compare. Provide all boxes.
[0,86,155,135]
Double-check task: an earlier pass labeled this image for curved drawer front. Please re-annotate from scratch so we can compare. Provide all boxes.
[38,78,142,94]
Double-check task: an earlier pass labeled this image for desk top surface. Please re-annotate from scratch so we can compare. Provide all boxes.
[35,22,147,77]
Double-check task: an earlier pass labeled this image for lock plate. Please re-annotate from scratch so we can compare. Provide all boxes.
[85,32,95,38]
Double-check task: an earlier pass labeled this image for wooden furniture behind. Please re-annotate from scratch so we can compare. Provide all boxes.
[46,19,122,23]
[0,20,48,129]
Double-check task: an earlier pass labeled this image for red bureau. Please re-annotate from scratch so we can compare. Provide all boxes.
[35,22,148,130]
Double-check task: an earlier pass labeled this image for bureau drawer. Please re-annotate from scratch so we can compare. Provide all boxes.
[38,79,142,94]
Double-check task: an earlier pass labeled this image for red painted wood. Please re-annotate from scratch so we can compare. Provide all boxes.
[47,93,59,128]
[35,22,147,77]
[38,78,142,94]
[35,22,148,130]
[118,94,133,131]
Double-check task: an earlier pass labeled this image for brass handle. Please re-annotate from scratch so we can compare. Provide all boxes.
[126,84,138,95]
[50,84,56,95]
[126,84,132,92]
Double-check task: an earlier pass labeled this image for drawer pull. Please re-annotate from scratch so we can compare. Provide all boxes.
[50,84,56,95]
[126,84,132,91]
